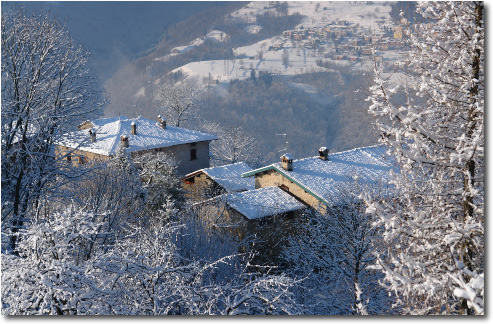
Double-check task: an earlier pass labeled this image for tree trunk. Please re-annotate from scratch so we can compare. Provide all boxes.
[460,2,482,315]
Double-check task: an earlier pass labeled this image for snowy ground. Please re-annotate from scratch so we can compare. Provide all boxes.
[230,1,392,29]
[157,2,400,92]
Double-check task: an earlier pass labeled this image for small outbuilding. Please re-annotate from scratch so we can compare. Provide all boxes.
[182,162,255,200]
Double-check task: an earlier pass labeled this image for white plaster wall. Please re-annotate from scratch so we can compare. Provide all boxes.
[134,141,211,176]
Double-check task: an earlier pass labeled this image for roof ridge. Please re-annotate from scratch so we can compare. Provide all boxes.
[245,144,385,175]
[289,144,385,163]
[201,161,248,174]
[108,119,122,156]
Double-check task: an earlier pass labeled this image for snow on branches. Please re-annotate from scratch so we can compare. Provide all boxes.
[365,1,484,315]
[1,8,103,252]
[2,206,300,315]
[153,79,203,128]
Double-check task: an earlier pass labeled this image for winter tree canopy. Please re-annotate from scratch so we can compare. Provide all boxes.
[1,9,103,252]
[153,79,203,128]
[365,1,484,315]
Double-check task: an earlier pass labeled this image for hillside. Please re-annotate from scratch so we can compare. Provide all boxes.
[6,1,404,164]
[3,1,238,81]
[102,1,403,163]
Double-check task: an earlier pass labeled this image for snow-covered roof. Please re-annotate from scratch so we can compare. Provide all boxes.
[218,186,307,220]
[187,162,255,193]
[56,116,218,156]
[242,145,395,206]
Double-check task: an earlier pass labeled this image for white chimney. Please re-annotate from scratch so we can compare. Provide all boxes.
[281,153,293,171]
[120,135,129,147]
[319,147,329,160]
[131,121,137,135]
[157,115,166,129]
[89,129,96,143]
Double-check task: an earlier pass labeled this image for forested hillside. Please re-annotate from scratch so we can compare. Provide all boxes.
[200,70,378,163]
[101,2,386,163]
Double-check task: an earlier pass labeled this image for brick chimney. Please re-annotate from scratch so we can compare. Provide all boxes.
[158,115,166,129]
[281,153,293,171]
[131,121,137,135]
[120,135,129,147]
[319,147,329,160]
[89,129,96,143]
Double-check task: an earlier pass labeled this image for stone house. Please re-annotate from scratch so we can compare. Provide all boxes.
[241,145,394,214]
[56,115,217,175]
[182,162,255,201]
[192,186,308,264]
[193,186,306,225]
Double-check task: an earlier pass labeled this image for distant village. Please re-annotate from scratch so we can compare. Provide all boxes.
[276,17,408,63]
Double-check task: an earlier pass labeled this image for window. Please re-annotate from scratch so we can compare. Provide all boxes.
[78,156,87,164]
[67,155,72,163]
[190,148,197,160]
[184,177,195,185]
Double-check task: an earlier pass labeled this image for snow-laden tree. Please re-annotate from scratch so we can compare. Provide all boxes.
[203,122,262,167]
[1,207,106,315]
[2,204,302,315]
[1,206,194,315]
[365,1,484,315]
[1,9,103,252]
[67,146,146,257]
[153,78,203,127]
[133,151,184,219]
[283,182,395,315]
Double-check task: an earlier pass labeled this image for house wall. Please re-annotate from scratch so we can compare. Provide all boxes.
[78,121,94,131]
[56,145,111,164]
[57,140,211,175]
[183,172,212,200]
[136,141,210,176]
[182,172,225,201]
[254,169,327,213]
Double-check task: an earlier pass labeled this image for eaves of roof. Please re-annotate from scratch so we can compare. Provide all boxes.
[182,169,207,180]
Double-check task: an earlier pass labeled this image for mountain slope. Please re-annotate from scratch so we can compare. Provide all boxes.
[2,1,235,81]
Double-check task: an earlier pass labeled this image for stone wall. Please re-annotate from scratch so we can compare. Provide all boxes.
[182,172,225,201]
[57,140,211,176]
[253,169,327,213]
[192,200,249,241]
[56,145,111,164]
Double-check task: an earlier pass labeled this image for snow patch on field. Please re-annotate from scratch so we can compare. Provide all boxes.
[171,30,228,54]
[288,82,337,106]
[244,24,263,34]
[134,87,146,98]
